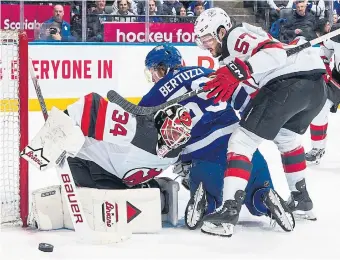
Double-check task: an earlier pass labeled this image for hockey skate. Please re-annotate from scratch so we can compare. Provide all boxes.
[287,179,317,221]
[184,182,207,230]
[305,148,325,165]
[262,189,295,232]
[200,190,245,237]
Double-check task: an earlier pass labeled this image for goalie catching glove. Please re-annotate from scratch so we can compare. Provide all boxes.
[204,58,252,103]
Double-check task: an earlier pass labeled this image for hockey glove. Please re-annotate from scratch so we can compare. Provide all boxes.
[203,58,252,103]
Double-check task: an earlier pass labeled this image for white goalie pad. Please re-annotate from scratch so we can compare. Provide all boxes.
[30,185,65,230]
[21,107,85,170]
[30,186,162,234]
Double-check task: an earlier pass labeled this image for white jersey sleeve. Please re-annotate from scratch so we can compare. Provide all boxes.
[324,38,340,73]
[221,23,288,75]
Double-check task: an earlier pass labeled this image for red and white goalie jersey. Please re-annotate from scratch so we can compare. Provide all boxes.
[66,93,182,187]
[219,23,326,88]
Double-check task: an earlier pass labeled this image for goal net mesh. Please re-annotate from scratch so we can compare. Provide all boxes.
[0,30,28,226]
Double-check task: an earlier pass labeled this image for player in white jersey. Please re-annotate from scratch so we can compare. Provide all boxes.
[64,93,192,187]
[60,93,193,226]
[194,8,327,237]
[24,98,193,232]
[305,23,340,164]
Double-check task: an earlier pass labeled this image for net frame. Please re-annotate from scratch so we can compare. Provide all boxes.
[0,30,29,227]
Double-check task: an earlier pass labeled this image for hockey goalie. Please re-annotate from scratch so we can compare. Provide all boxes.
[22,92,192,235]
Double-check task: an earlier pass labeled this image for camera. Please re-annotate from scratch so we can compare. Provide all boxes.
[49,27,58,35]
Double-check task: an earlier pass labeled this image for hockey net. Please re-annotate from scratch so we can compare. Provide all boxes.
[0,30,29,227]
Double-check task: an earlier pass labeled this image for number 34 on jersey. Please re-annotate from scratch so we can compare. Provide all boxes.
[78,93,137,144]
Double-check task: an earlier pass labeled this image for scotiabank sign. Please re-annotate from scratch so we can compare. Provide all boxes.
[1,4,70,41]
[104,22,195,43]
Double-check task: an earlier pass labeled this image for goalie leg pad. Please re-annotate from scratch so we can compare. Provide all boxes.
[76,188,162,233]
[31,186,162,234]
[155,177,180,226]
[29,185,65,230]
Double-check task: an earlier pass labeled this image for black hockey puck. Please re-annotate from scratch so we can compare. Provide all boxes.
[38,243,54,252]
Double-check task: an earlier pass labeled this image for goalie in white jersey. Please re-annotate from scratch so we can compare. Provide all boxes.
[26,93,194,232]
[65,93,192,189]
[194,8,327,237]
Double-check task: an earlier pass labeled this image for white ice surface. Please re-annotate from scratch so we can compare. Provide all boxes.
[1,112,340,260]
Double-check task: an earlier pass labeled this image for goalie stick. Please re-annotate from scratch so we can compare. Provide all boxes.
[107,27,340,115]
[26,60,129,244]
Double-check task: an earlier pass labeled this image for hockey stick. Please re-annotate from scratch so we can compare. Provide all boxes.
[107,27,340,115]
[26,59,128,243]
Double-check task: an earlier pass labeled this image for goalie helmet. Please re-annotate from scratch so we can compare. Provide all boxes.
[154,104,192,157]
[144,44,183,83]
[194,7,232,49]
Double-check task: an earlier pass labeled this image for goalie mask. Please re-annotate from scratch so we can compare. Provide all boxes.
[154,104,192,157]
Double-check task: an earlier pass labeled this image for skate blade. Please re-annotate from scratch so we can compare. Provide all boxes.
[306,160,321,165]
[201,222,233,237]
[185,182,206,230]
[293,210,317,221]
[266,189,295,232]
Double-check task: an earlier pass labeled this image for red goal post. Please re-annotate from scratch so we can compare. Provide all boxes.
[0,30,29,227]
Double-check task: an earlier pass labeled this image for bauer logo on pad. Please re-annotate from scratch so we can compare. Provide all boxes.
[20,146,50,170]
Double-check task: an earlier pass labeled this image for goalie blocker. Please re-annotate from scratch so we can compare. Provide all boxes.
[30,177,179,233]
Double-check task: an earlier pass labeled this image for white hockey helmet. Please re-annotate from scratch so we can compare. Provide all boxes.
[194,7,232,50]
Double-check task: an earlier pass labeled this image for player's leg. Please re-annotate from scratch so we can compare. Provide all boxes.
[244,149,295,231]
[201,76,326,236]
[185,158,225,229]
[278,78,327,220]
[307,70,340,164]
[306,99,333,164]
[274,128,316,220]
[67,157,128,189]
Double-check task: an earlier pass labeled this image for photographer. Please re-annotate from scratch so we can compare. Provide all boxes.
[38,4,75,42]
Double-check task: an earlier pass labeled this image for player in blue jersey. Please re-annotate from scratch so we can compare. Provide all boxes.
[139,44,295,234]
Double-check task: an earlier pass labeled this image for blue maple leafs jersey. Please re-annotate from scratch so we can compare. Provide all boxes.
[139,66,244,164]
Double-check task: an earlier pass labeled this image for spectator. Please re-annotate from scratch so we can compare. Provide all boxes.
[333,13,339,24]
[111,0,136,22]
[70,14,82,41]
[137,0,163,15]
[112,0,137,15]
[39,4,74,42]
[314,18,331,36]
[267,0,294,24]
[87,0,110,42]
[163,0,183,16]
[335,0,340,16]
[193,2,205,16]
[310,0,326,19]
[178,6,187,16]
[281,0,316,42]
[187,1,211,16]
[138,0,163,22]
[176,5,192,22]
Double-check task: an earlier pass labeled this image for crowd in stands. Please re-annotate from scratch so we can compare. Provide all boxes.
[2,0,210,42]
[255,0,339,43]
[2,0,210,41]
[2,0,340,43]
